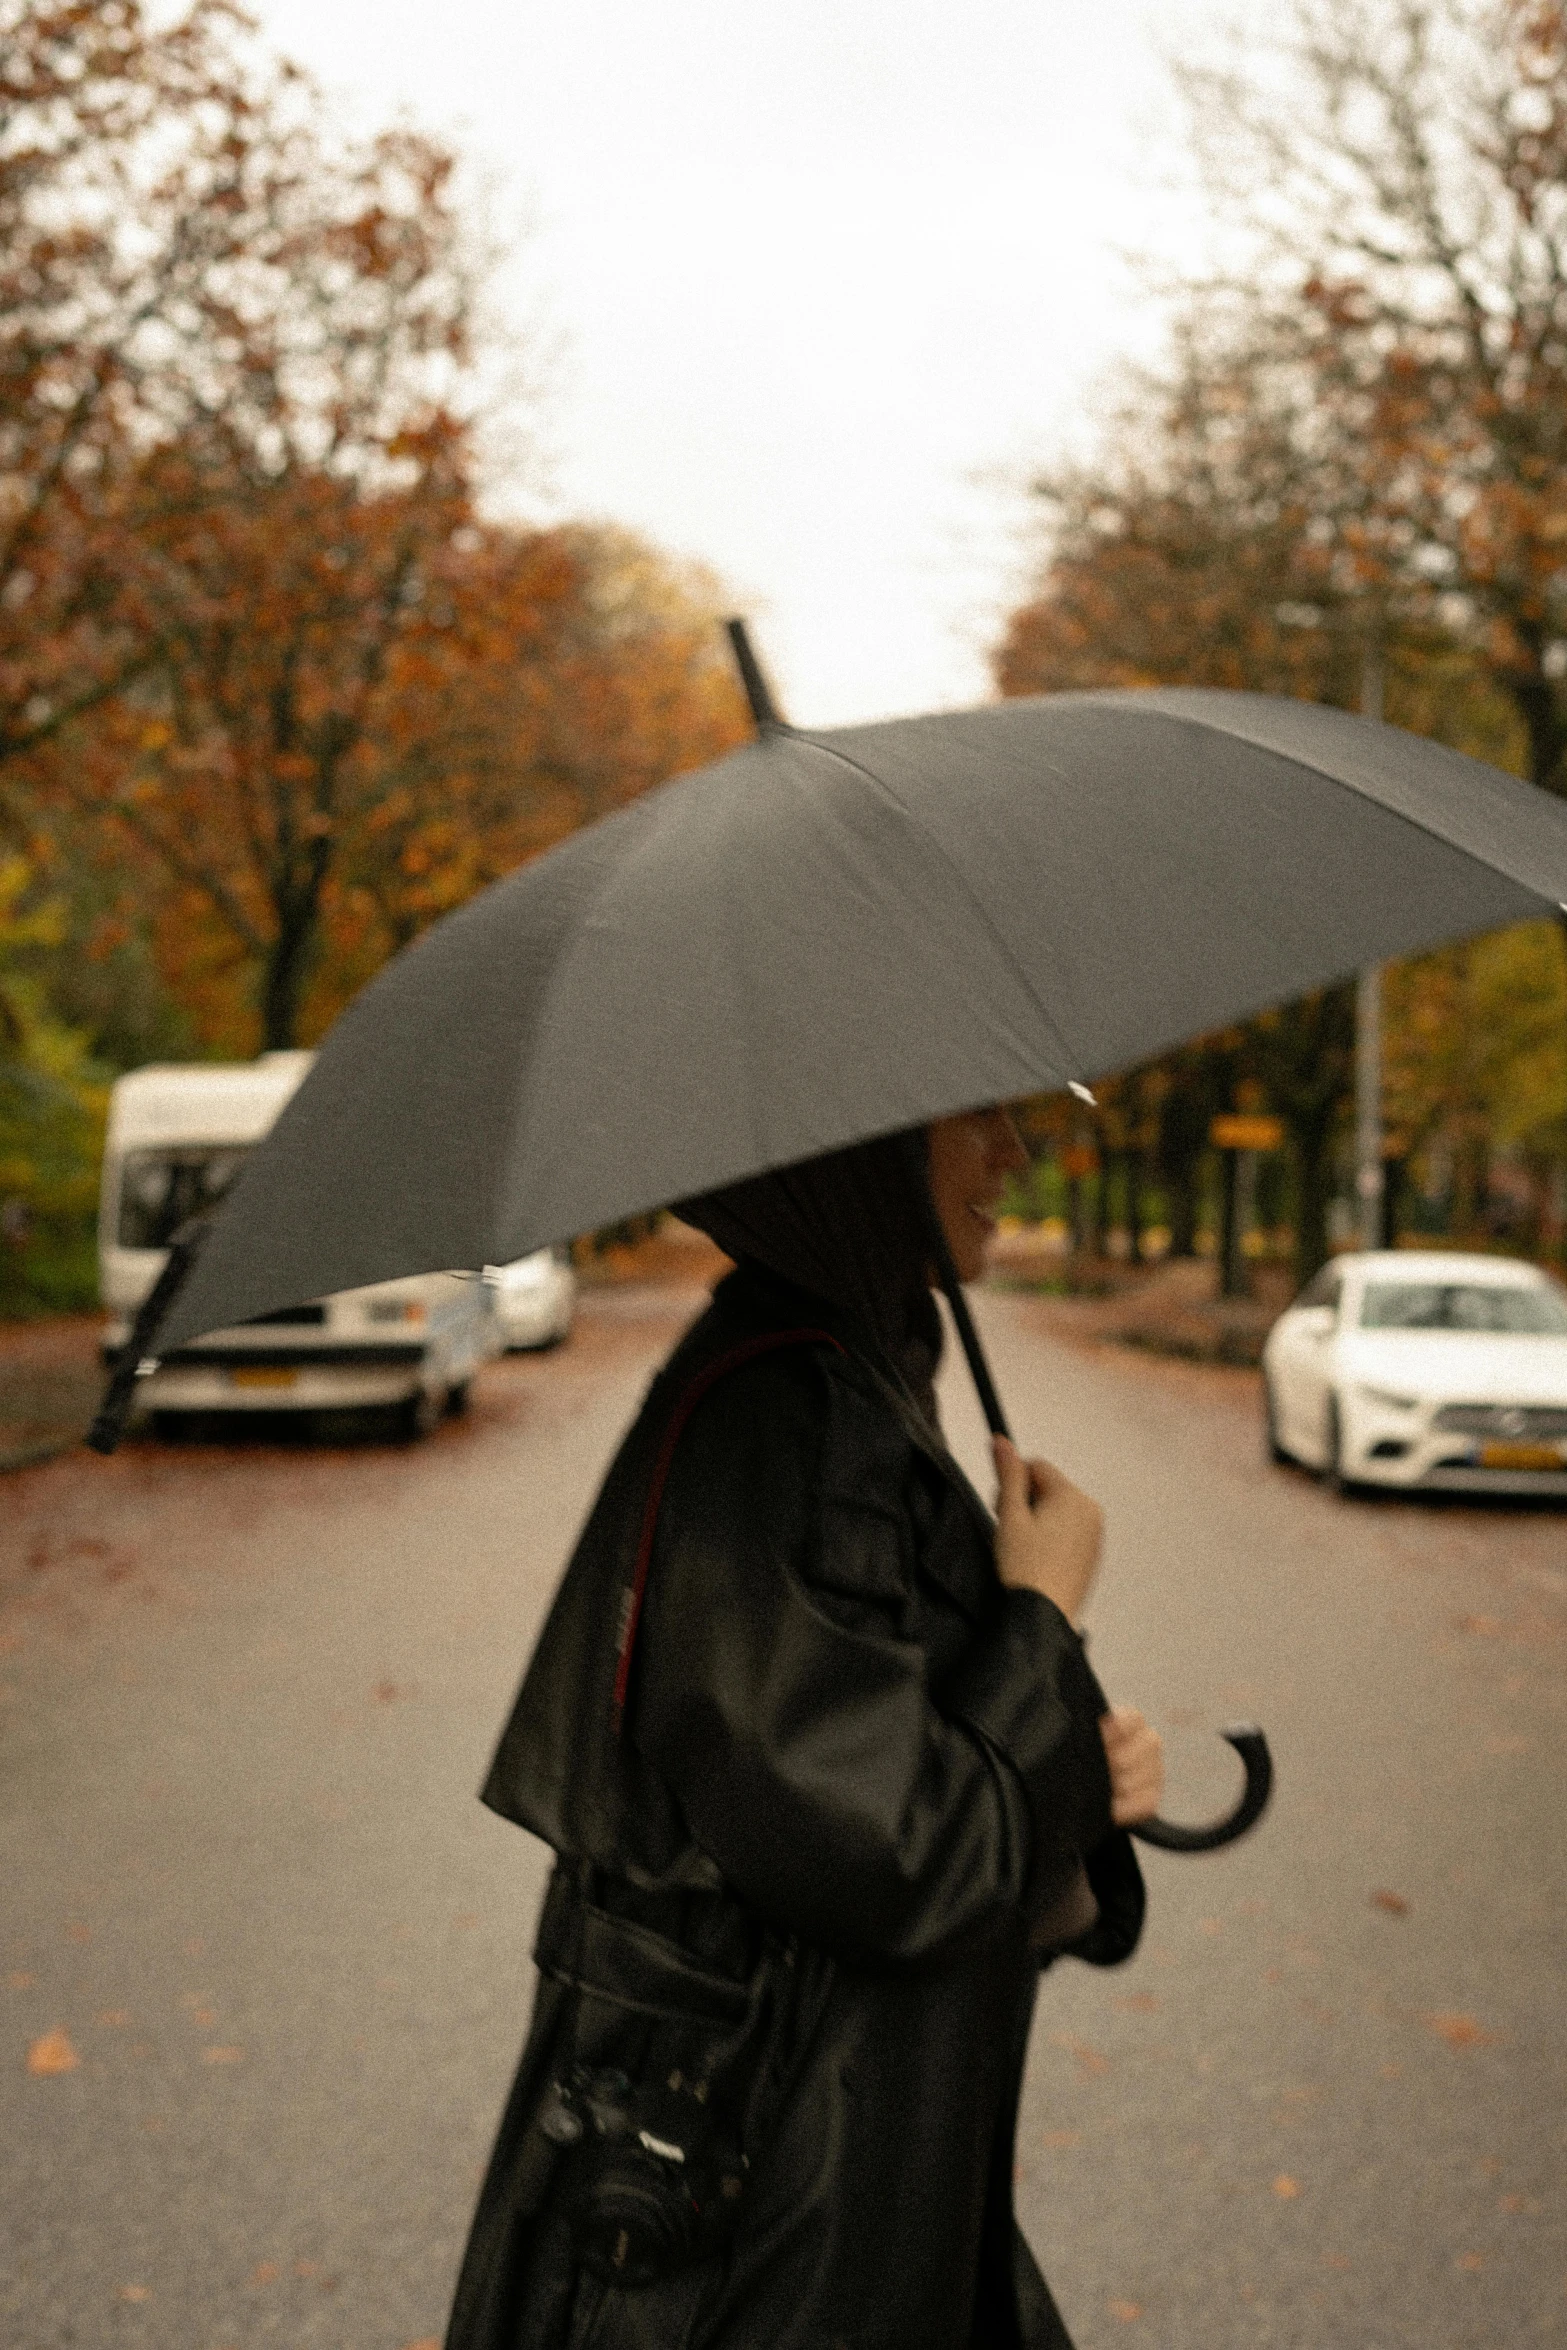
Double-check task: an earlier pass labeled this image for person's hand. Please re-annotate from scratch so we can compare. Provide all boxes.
[1100,1706,1165,1827]
[991,1436,1103,1624]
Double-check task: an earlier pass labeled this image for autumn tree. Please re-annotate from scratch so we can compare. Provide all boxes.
[0,0,301,811]
[996,329,1361,705]
[14,9,487,1047]
[1175,0,1567,797]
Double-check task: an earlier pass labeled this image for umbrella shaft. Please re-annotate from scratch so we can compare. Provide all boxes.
[937,1261,1011,1441]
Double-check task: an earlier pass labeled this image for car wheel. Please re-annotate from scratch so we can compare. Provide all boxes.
[1263,1374,1290,1465]
[151,1408,191,1442]
[396,1386,444,1442]
[445,1379,471,1417]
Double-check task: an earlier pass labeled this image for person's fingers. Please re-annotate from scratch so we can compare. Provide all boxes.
[1110,1783,1162,1826]
[1099,1707,1146,1757]
[1100,1712,1163,1825]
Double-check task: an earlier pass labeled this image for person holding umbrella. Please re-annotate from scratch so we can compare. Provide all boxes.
[445,1105,1163,2350]
[99,641,1567,2337]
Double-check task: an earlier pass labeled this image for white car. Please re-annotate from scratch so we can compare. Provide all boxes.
[1262,1249,1567,1497]
[485,1247,576,1350]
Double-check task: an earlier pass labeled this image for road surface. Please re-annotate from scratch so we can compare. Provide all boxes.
[2,1284,1562,2349]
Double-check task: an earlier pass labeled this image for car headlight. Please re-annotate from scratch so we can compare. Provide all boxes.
[1356,1383,1419,1411]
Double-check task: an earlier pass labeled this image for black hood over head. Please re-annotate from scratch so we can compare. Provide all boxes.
[676,1129,944,1425]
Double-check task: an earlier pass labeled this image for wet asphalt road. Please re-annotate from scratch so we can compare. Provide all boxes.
[2,1284,1563,2350]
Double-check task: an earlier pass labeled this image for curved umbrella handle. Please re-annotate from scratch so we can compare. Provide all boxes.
[1130,1724,1273,1854]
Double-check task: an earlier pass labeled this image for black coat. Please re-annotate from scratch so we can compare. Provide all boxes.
[446,1265,1144,2350]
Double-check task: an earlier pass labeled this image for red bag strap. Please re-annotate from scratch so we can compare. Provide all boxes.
[613,1326,844,1727]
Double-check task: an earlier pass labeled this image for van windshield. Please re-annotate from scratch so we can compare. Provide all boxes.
[1359,1280,1567,1335]
[116,1147,250,1250]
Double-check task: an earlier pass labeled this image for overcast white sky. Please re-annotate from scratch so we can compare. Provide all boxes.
[252,0,1250,724]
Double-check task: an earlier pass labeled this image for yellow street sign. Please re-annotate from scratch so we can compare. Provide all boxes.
[1210,1113,1285,1152]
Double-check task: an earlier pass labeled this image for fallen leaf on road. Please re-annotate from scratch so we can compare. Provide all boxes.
[1049,2032,1109,2076]
[1322,2253,1351,2270]
[1456,2252,1485,2272]
[400,2339,441,2349]
[1499,2193,1540,2213]
[1041,2129,1083,2149]
[1424,2012,1497,2050]
[1371,1889,1409,1915]
[27,2028,78,2076]
[64,1922,90,1944]
[96,2009,130,2026]
[201,2045,245,2064]
[1107,2306,1142,2325]
[1272,2174,1301,2199]
[191,2007,217,2027]
[1113,1993,1162,2013]
[8,1971,36,1989]
[249,2261,279,2286]
[118,2284,149,2302]
[1198,1917,1221,1936]
[1456,1614,1503,1636]
[1485,1734,1529,1754]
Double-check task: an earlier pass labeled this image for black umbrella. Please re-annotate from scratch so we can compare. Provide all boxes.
[138,662,1567,1356]
[88,630,1567,1846]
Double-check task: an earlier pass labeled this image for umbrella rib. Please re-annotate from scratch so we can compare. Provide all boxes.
[797,734,1087,1096]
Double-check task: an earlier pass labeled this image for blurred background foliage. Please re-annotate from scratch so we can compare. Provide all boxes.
[0,862,109,1316]
[994,0,1567,1284]
[0,1,746,1310]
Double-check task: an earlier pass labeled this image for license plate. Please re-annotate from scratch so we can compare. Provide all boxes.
[1478,1441,1562,1471]
[229,1365,298,1390]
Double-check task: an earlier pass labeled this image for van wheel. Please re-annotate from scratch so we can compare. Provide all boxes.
[397,1387,443,1442]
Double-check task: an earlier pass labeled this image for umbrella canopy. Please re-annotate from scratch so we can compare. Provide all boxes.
[160,687,1567,1350]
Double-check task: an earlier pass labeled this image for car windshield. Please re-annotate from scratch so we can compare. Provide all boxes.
[1358,1279,1567,1335]
[116,1146,250,1250]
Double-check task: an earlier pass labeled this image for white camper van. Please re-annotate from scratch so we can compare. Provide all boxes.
[99,1054,498,1437]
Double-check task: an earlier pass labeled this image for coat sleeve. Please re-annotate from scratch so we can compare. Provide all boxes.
[631,1355,1115,1968]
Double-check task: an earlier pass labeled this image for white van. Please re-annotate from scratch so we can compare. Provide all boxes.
[99,1053,499,1437]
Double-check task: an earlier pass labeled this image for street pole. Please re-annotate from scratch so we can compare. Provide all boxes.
[1356,637,1385,1250]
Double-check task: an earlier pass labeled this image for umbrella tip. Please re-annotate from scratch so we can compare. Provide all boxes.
[725,618,788,735]
[1068,1080,1097,1106]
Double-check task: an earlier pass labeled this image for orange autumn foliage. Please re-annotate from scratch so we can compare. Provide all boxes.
[8,6,749,1054]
